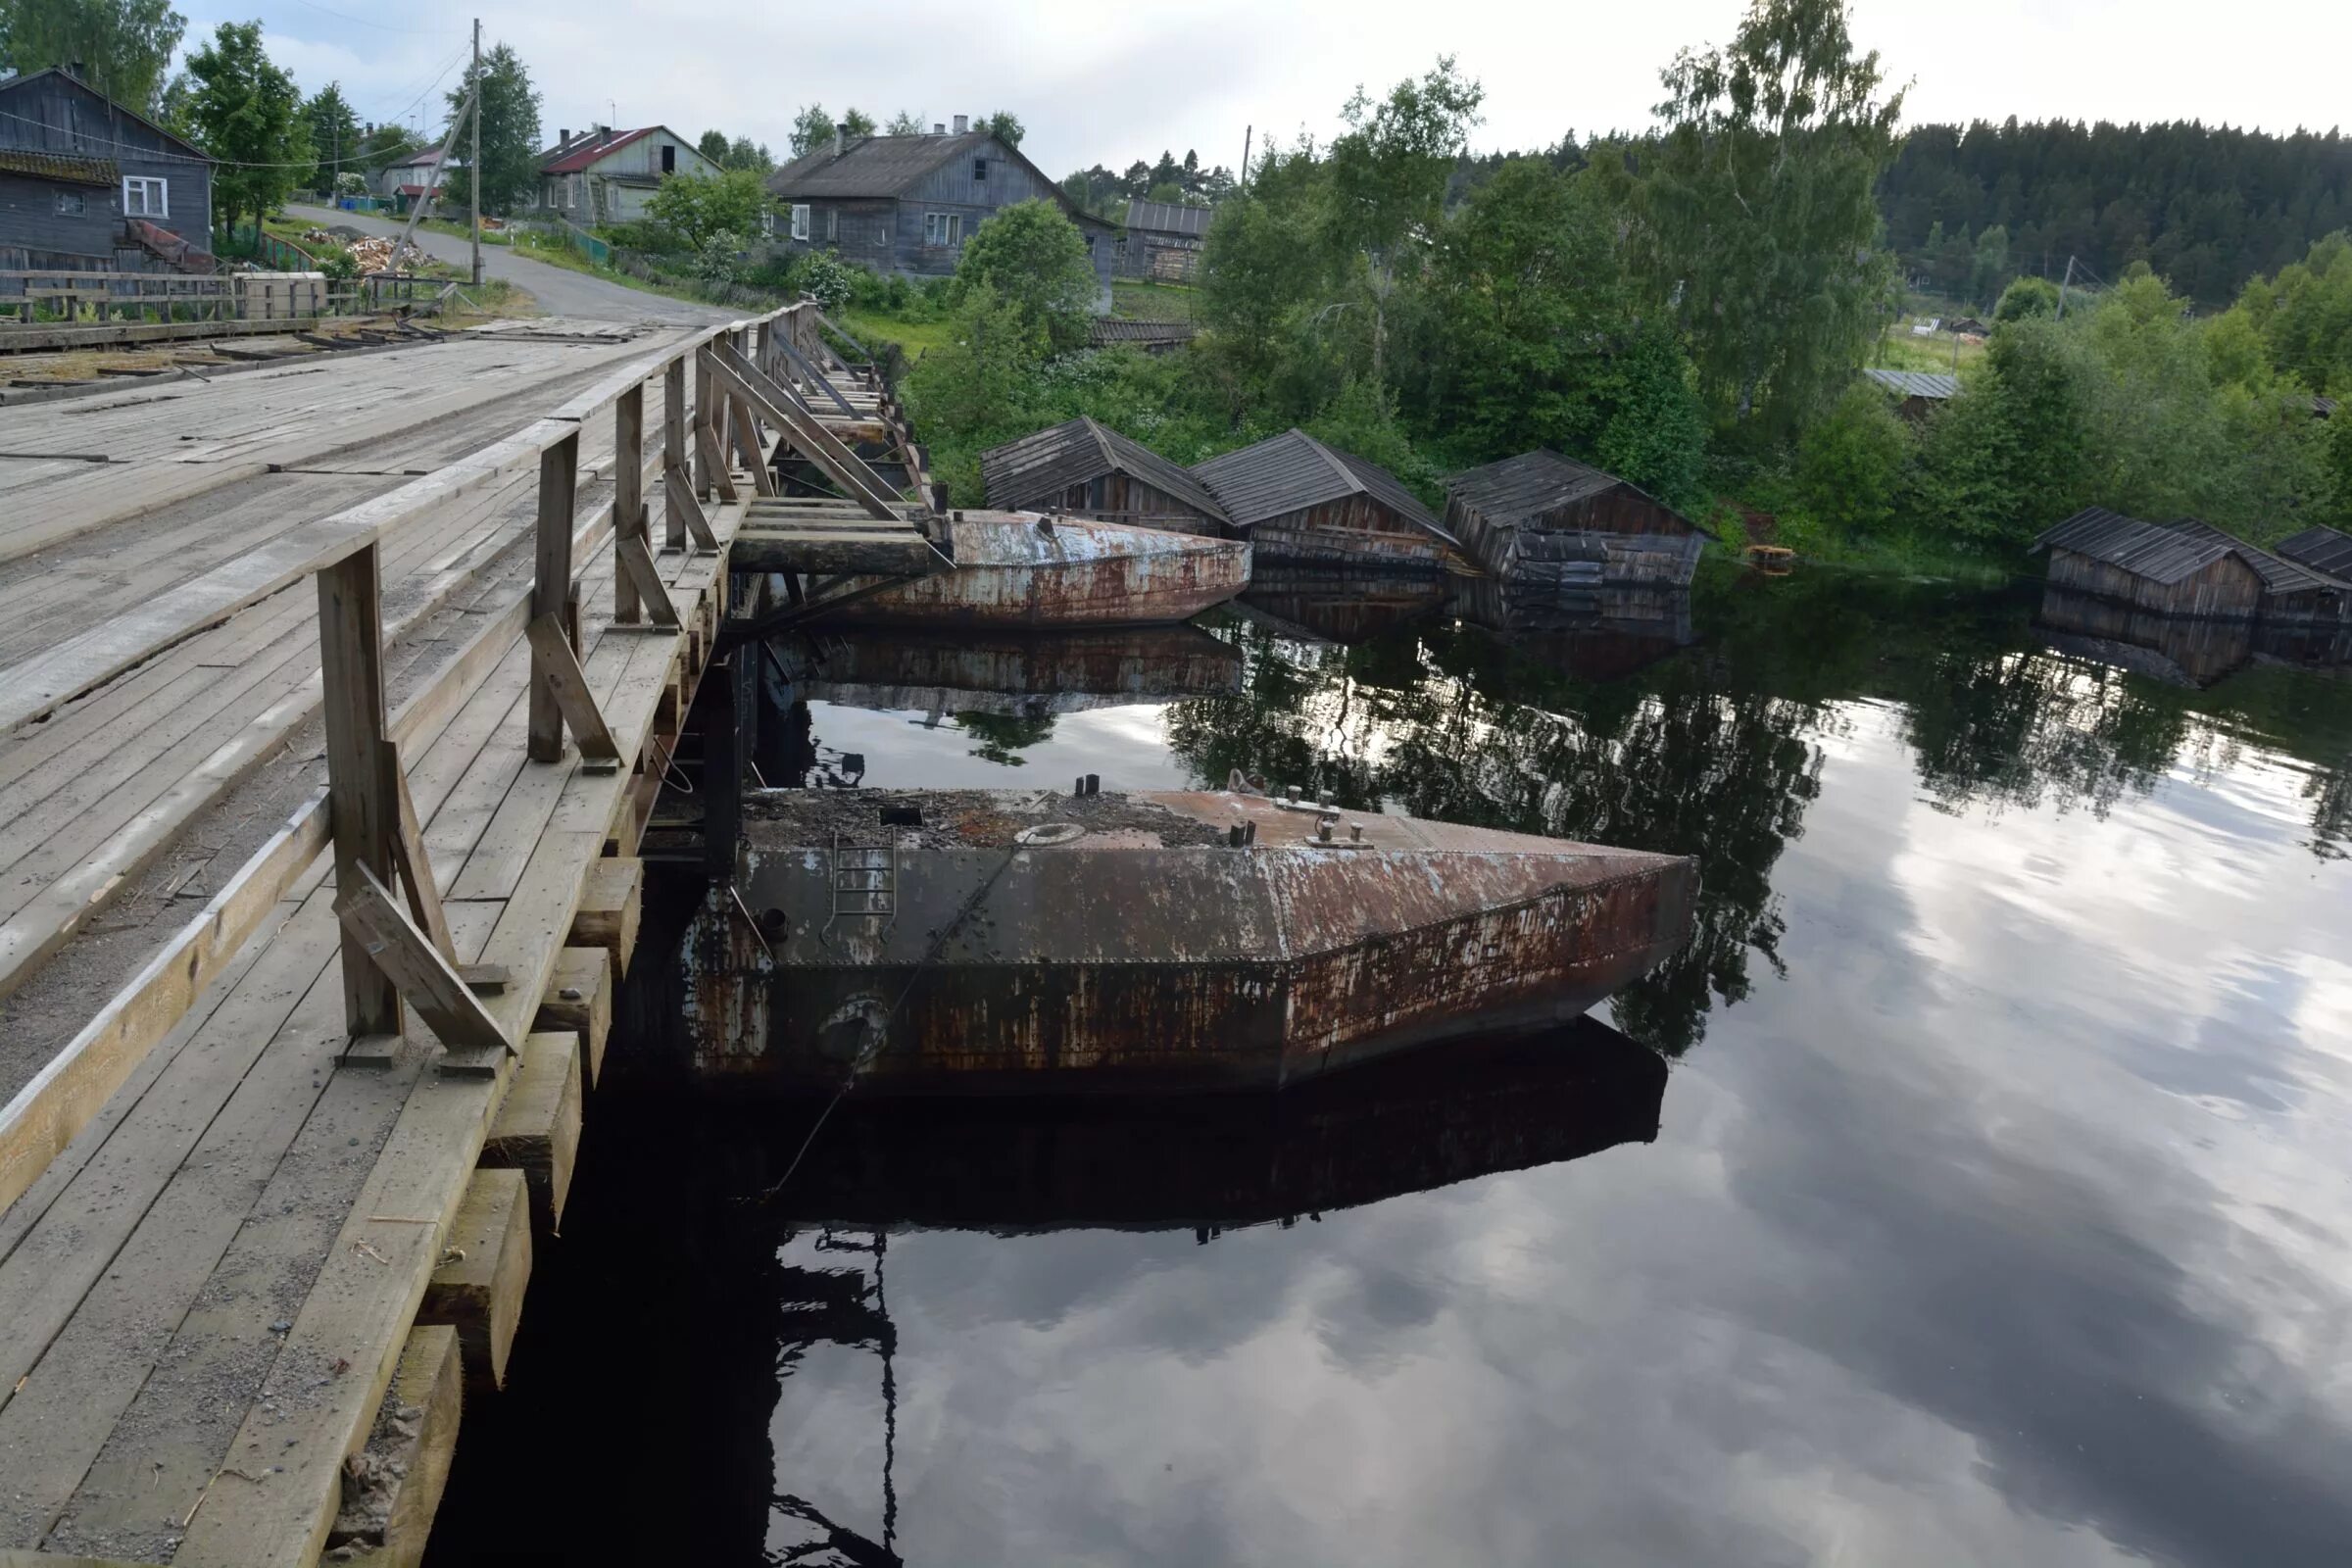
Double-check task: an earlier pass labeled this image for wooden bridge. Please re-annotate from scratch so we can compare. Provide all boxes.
[0,302,941,1565]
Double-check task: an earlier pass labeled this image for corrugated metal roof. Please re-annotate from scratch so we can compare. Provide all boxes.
[1863,368,1961,399]
[980,416,1230,523]
[2032,508,2243,586]
[1443,450,1712,536]
[0,148,117,185]
[2314,395,2338,418]
[1193,429,1454,543]
[1125,199,1211,237]
[2278,524,2352,580]
[541,126,660,174]
[2168,517,2347,596]
[1089,318,1196,345]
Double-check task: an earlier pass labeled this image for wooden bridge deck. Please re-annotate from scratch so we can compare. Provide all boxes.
[0,304,920,1565]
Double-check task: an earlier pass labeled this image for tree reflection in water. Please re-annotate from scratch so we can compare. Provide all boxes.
[1168,568,2352,1050]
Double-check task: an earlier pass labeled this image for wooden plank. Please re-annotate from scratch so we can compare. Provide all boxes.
[324,1324,462,1568]
[695,417,738,504]
[731,391,778,496]
[567,858,642,979]
[534,947,612,1088]
[527,433,578,763]
[614,534,679,627]
[416,1167,530,1391]
[705,339,901,519]
[664,464,719,550]
[333,866,510,1058]
[730,529,942,575]
[613,382,645,623]
[481,1029,583,1234]
[524,613,621,761]
[384,739,456,961]
[318,545,403,1038]
[662,358,686,552]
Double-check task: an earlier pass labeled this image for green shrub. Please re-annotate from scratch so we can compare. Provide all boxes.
[1795,381,1913,535]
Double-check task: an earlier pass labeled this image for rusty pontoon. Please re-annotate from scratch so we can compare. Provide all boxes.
[683,789,1696,1091]
[821,512,1250,629]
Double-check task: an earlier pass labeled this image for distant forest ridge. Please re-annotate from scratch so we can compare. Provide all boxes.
[1456,118,2350,309]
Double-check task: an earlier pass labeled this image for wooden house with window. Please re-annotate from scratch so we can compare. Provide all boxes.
[980,417,1230,536]
[531,124,717,225]
[0,66,213,270]
[375,141,449,206]
[1192,429,1458,568]
[1443,451,1711,591]
[764,117,1115,310]
[2030,509,2267,619]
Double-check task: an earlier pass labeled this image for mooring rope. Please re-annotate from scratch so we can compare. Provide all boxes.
[750,839,1025,1203]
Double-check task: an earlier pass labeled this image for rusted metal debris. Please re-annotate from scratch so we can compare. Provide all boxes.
[680,789,1696,1092]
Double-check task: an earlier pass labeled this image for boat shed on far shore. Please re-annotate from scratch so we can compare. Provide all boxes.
[2278,523,2352,580]
[2032,508,2266,619]
[1443,451,1711,591]
[2165,517,2351,625]
[1192,429,1457,568]
[979,417,1230,536]
[1863,368,1960,419]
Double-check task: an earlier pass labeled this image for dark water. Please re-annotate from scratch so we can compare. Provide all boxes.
[427,567,2352,1567]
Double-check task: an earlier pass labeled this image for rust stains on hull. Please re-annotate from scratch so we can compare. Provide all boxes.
[682,790,1697,1093]
[802,625,1244,715]
[829,512,1250,630]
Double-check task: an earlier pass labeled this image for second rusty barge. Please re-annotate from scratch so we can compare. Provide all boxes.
[679,788,1696,1092]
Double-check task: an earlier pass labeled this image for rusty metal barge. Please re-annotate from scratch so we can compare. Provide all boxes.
[678,788,1696,1093]
[821,511,1250,629]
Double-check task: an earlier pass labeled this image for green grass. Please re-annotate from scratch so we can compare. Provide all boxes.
[416,216,514,246]
[1871,317,1986,373]
[832,305,956,359]
[1111,279,1198,320]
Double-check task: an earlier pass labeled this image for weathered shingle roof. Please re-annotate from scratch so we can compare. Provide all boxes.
[2168,517,2348,597]
[2278,524,2352,580]
[0,147,117,185]
[1443,450,1707,536]
[541,126,662,174]
[1193,429,1455,543]
[980,416,1230,523]
[1125,198,1211,237]
[766,130,1108,229]
[1089,318,1195,346]
[2032,508,2252,586]
[1864,368,1961,400]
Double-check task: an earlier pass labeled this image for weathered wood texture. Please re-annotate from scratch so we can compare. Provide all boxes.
[2047,547,2265,619]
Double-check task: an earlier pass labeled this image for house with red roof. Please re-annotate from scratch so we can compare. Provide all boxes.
[530,124,718,226]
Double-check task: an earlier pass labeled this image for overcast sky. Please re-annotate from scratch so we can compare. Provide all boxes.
[209,0,2344,173]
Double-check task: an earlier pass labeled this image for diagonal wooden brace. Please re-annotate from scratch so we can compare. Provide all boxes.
[335,863,514,1058]
[379,736,510,993]
[696,412,738,503]
[525,612,621,762]
[731,393,778,496]
[614,534,680,627]
[664,464,719,550]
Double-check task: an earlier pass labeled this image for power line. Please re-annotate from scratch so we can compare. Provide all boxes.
[279,0,464,35]
[0,107,323,168]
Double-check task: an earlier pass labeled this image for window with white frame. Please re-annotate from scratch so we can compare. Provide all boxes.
[122,175,168,218]
[790,204,810,241]
[924,212,961,247]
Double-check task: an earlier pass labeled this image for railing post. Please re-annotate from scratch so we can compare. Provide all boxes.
[663,357,687,551]
[317,543,402,1039]
[530,432,580,763]
[614,383,645,623]
[692,343,715,497]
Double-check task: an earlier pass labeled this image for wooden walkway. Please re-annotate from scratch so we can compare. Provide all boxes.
[0,304,929,1565]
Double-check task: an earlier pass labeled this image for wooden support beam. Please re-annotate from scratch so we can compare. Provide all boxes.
[523,613,621,762]
[482,1030,583,1235]
[529,432,579,764]
[333,865,512,1060]
[695,403,739,503]
[705,660,740,876]
[567,858,643,979]
[613,534,680,627]
[663,463,719,551]
[614,382,646,623]
[535,947,612,1087]
[704,340,901,519]
[323,1325,462,1565]
[317,546,401,1039]
[417,1168,530,1392]
[662,358,687,551]
[691,345,714,495]
[381,737,454,963]
[776,333,858,416]
[731,391,778,496]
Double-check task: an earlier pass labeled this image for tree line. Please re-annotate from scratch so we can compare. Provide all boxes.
[1059,150,1238,219]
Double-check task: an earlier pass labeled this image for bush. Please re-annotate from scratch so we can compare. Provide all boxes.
[953,200,1099,353]
[1795,381,1913,535]
[794,250,858,312]
[316,245,360,281]
[1995,274,2061,322]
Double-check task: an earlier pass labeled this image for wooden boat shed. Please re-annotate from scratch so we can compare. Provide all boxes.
[1442,451,1711,591]
[2165,517,2350,625]
[1192,428,1458,568]
[2278,523,2352,581]
[980,416,1230,535]
[1863,368,1960,421]
[2031,508,2266,619]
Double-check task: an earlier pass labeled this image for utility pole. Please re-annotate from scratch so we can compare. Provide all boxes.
[2056,254,2074,320]
[469,17,483,287]
[1240,124,1251,192]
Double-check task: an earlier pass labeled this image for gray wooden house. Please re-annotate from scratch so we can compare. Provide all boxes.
[1118,198,1210,281]
[0,67,213,270]
[2030,509,2266,620]
[980,416,1229,535]
[1443,452,1710,592]
[765,118,1114,310]
[1192,429,1458,568]
[531,124,718,225]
